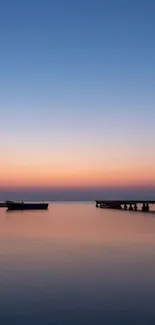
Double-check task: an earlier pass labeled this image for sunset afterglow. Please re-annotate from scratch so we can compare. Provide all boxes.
[0,0,155,194]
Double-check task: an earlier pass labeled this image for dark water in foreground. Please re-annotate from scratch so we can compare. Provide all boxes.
[0,203,155,324]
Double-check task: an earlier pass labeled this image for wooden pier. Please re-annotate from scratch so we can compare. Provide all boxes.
[95,200,155,212]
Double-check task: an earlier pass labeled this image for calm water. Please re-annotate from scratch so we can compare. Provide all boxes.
[0,203,155,324]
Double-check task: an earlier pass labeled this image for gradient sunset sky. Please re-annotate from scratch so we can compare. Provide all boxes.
[0,0,155,191]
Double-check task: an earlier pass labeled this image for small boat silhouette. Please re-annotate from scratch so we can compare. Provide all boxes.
[5,200,48,210]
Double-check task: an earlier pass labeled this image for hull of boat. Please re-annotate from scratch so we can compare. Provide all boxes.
[6,201,48,210]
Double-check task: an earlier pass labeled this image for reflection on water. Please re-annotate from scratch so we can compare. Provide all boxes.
[0,203,155,324]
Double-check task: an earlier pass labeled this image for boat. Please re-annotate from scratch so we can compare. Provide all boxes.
[5,200,48,210]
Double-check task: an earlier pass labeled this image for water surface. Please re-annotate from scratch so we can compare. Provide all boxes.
[0,203,155,324]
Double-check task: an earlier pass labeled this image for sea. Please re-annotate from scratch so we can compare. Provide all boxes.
[0,202,155,325]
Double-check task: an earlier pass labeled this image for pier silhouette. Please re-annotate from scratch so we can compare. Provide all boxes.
[95,200,155,212]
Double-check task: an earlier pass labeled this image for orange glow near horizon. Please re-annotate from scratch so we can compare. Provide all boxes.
[1,144,155,189]
[1,163,155,189]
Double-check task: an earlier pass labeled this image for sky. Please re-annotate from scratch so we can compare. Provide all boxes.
[0,0,155,198]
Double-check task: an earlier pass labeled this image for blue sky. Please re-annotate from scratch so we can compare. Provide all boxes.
[0,0,155,192]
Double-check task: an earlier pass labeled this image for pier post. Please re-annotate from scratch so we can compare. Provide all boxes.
[146,203,149,211]
[129,204,133,211]
[134,204,137,211]
[142,203,148,212]
[142,203,149,212]
[96,201,99,208]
